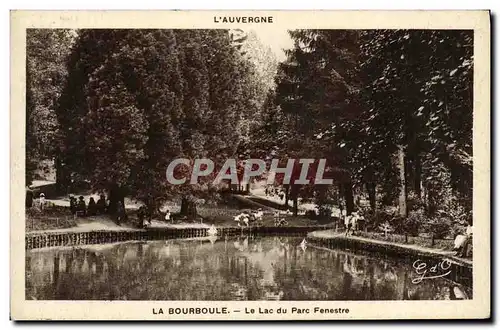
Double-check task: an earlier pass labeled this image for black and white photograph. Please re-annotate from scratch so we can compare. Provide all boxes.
[11,10,490,320]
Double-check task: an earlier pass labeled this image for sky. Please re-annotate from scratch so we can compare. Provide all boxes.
[249,28,294,62]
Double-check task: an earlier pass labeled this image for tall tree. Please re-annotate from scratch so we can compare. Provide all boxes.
[274,30,361,214]
[357,29,473,215]
[56,29,128,193]
[58,29,267,217]
[26,29,74,185]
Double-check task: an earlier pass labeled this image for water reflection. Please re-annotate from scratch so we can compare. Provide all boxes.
[26,236,471,301]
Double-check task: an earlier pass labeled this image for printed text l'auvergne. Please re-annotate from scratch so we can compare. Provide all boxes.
[214,16,274,24]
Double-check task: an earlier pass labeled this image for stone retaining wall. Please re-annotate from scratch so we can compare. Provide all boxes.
[307,233,472,289]
[26,225,332,250]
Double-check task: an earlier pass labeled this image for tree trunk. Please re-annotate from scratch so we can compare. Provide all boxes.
[414,154,422,198]
[367,182,376,211]
[426,184,437,216]
[26,189,34,208]
[397,145,407,217]
[284,185,290,206]
[55,156,69,195]
[108,184,125,215]
[145,195,156,221]
[337,183,343,210]
[289,184,299,216]
[292,197,298,216]
[344,182,355,215]
[180,197,197,219]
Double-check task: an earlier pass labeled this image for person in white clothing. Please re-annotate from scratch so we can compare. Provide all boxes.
[344,213,352,236]
[351,212,359,233]
[453,222,473,258]
[458,223,473,258]
[345,212,364,236]
[164,209,171,223]
[39,193,46,211]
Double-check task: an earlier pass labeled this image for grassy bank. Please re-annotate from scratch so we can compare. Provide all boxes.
[246,195,290,211]
[354,231,456,251]
[314,229,471,261]
[309,230,472,267]
[26,207,77,231]
[26,201,328,233]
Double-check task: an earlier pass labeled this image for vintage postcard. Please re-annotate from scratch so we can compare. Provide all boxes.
[10,10,490,320]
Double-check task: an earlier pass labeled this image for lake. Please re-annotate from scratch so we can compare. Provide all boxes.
[26,235,471,300]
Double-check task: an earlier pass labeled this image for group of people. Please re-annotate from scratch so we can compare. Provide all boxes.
[339,204,473,258]
[233,209,264,227]
[67,193,177,228]
[273,210,291,226]
[343,210,365,236]
[25,188,46,210]
[69,194,107,217]
[137,205,172,228]
[264,186,286,201]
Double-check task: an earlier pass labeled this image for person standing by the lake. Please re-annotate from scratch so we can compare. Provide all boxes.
[457,222,473,258]
[69,195,77,214]
[344,213,352,236]
[164,209,171,224]
[116,201,125,225]
[77,196,86,216]
[339,203,347,230]
[39,193,46,211]
[87,197,97,216]
[96,194,107,214]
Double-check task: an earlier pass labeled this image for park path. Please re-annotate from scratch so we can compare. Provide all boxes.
[308,229,472,266]
[250,186,323,213]
[28,215,212,235]
[28,216,136,234]
[31,187,320,235]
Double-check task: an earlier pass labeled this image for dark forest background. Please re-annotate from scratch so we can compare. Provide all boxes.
[26,29,473,235]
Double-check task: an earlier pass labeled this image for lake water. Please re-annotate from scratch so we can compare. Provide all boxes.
[26,236,471,300]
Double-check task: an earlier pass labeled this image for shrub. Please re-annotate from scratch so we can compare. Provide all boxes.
[387,215,407,235]
[365,210,394,232]
[400,210,425,236]
[425,216,452,239]
[377,222,394,236]
[317,206,332,219]
[365,209,422,237]
[305,210,317,219]
[407,191,426,212]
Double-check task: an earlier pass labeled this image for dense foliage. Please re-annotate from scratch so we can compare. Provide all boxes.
[26,29,74,185]
[268,29,473,232]
[28,29,274,215]
[27,28,473,232]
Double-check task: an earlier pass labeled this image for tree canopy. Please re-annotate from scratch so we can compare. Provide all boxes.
[46,29,275,213]
[269,29,473,220]
[26,28,473,228]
